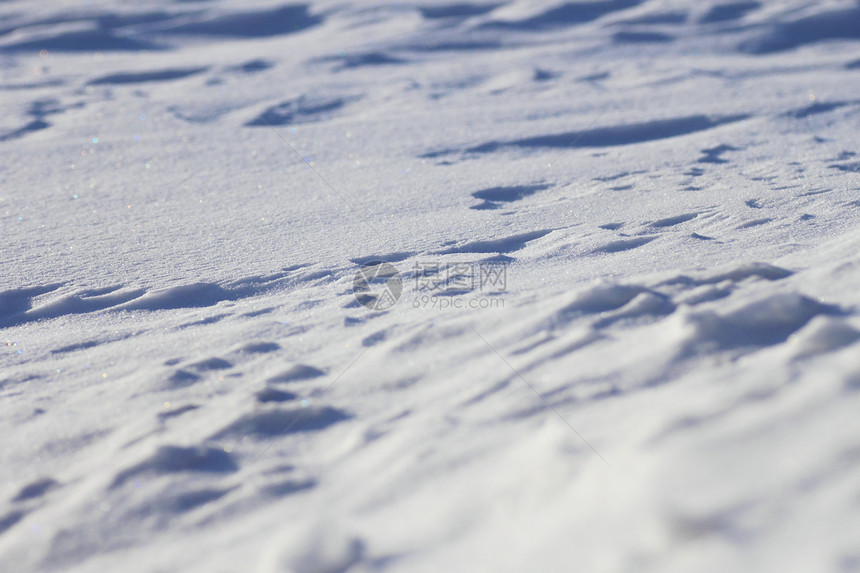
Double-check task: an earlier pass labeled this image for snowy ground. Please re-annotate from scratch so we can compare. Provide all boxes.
[2,1,860,571]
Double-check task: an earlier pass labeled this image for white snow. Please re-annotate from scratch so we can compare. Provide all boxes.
[2,0,860,571]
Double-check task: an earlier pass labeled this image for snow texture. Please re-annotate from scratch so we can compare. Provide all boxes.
[2,0,860,571]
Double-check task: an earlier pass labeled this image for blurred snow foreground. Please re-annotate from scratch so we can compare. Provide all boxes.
[1,0,860,571]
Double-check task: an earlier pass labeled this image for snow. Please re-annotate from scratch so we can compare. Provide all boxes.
[1,0,860,571]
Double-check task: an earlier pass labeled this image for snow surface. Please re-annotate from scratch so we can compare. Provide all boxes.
[2,0,860,571]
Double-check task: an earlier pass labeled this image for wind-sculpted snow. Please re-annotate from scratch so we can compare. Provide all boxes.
[0,266,342,327]
[436,229,554,254]
[740,5,860,54]
[423,115,750,158]
[246,95,355,127]
[481,0,645,30]
[88,67,210,86]
[2,0,860,571]
[470,183,552,210]
[111,446,240,488]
